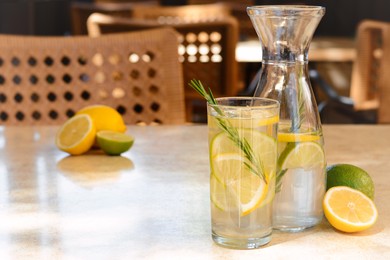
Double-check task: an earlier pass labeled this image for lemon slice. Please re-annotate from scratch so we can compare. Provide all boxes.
[280,141,325,170]
[96,130,134,155]
[323,186,378,233]
[210,174,229,211]
[278,133,320,142]
[228,116,279,128]
[210,130,277,216]
[210,130,277,183]
[211,153,268,216]
[56,114,96,155]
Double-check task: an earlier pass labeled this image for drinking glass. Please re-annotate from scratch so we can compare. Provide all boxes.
[208,97,279,249]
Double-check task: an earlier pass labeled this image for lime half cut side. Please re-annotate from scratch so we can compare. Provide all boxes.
[280,141,325,170]
[96,130,134,155]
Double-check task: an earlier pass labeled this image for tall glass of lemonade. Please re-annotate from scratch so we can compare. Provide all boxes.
[208,97,279,249]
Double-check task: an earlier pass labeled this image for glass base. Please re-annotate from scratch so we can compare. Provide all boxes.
[212,232,271,249]
[273,225,312,233]
[273,216,322,232]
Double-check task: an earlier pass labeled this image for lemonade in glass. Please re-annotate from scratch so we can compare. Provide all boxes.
[208,97,279,249]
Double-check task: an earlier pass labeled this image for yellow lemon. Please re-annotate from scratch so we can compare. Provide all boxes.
[56,114,96,155]
[76,105,126,133]
[323,186,378,233]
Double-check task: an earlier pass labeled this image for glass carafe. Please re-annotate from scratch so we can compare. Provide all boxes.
[247,5,326,232]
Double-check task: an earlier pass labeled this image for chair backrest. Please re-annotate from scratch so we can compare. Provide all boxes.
[349,20,390,123]
[87,12,239,122]
[0,28,186,125]
[131,3,231,23]
[70,1,158,35]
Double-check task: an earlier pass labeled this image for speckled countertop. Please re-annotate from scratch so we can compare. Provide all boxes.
[0,125,388,259]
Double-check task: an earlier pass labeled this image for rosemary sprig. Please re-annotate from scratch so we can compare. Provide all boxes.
[189,79,266,183]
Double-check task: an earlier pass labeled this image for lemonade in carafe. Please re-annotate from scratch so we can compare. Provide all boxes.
[247,5,326,231]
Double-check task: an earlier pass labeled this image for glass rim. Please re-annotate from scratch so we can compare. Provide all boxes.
[208,97,279,109]
[247,5,325,17]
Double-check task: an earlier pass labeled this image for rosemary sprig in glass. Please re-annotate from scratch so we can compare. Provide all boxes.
[189,79,266,183]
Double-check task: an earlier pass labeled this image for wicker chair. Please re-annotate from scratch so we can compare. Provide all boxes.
[0,28,186,125]
[87,11,239,122]
[314,20,390,124]
[70,1,158,35]
[131,3,230,22]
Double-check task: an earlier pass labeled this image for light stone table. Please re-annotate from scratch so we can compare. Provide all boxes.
[0,125,389,259]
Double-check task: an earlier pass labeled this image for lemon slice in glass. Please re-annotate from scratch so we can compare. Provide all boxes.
[210,130,277,216]
[211,153,268,216]
[210,130,277,183]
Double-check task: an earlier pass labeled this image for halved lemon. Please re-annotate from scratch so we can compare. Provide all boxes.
[323,186,378,233]
[56,114,96,155]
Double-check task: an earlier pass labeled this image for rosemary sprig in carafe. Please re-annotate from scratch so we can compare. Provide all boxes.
[189,79,267,184]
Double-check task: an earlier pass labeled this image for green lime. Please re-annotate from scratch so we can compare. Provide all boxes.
[96,130,134,156]
[326,164,374,199]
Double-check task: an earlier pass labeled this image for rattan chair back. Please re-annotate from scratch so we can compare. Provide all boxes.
[0,28,185,125]
[349,20,390,123]
[70,1,158,35]
[131,3,230,23]
[87,12,239,122]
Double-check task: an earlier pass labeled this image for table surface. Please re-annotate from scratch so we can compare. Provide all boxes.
[236,37,356,63]
[0,124,389,259]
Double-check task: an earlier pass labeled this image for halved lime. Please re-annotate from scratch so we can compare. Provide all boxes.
[280,141,325,170]
[96,130,134,155]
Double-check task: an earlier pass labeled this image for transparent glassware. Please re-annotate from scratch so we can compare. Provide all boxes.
[247,5,326,232]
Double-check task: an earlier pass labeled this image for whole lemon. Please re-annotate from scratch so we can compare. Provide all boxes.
[76,105,126,133]
[326,164,374,199]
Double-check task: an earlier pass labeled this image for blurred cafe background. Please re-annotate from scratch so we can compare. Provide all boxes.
[0,0,389,124]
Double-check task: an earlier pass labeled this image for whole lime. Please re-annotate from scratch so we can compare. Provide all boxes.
[326,164,374,199]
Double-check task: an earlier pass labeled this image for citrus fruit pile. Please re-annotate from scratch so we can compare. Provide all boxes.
[55,105,134,156]
[323,164,378,233]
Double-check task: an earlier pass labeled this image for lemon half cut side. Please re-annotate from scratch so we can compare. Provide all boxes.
[323,186,378,233]
[56,114,96,155]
